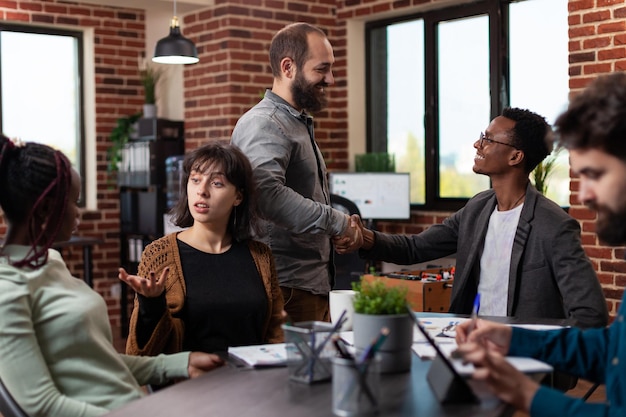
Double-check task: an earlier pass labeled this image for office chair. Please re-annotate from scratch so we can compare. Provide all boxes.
[0,376,28,417]
[330,194,368,290]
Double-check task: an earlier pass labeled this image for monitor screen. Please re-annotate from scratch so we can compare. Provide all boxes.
[329,172,411,220]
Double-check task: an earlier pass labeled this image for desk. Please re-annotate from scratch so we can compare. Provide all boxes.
[52,236,103,287]
[105,354,521,417]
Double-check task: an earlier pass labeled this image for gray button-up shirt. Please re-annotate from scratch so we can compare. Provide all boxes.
[231,90,347,295]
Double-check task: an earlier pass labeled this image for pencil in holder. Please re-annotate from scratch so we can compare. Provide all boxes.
[331,356,381,416]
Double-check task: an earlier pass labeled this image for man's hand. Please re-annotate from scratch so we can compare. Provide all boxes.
[454,342,538,413]
[118,267,168,298]
[187,352,225,378]
[454,318,512,355]
[333,214,364,253]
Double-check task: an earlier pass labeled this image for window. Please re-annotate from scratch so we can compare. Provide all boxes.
[0,24,85,204]
[367,0,569,210]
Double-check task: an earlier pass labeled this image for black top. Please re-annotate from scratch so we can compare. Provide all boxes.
[137,239,267,353]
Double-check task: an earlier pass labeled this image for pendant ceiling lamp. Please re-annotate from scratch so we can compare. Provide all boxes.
[152,0,199,65]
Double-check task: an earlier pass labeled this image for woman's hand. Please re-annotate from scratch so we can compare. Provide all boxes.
[187,352,225,378]
[118,267,168,298]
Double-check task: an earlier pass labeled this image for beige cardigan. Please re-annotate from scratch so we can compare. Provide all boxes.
[126,233,284,356]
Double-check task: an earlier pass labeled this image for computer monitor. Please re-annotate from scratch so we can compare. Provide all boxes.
[329,172,411,220]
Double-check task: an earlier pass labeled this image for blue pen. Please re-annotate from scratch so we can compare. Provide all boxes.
[357,327,390,368]
[468,293,481,333]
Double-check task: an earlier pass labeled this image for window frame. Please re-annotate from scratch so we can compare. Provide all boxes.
[366,0,516,211]
[0,23,86,206]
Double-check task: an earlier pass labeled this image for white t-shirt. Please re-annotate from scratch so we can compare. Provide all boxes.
[478,204,524,316]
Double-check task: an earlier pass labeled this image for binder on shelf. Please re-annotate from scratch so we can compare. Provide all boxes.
[126,236,150,264]
[118,140,184,187]
[128,237,137,263]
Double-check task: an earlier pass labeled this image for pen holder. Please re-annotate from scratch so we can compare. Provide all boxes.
[282,321,335,384]
[332,356,381,417]
[353,313,413,373]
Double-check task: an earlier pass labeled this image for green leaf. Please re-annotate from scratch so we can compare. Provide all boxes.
[352,278,408,315]
[532,147,563,195]
[107,112,142,183]
[140,65,163,104]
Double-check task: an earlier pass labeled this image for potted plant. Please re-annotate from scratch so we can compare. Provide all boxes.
[351,278,413,373]
[140,64,162,118]
[354,152,395,172]
[106,112,142,185]
[532,147,563,195]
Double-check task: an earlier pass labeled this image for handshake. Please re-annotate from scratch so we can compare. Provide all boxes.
[332,214,370,254]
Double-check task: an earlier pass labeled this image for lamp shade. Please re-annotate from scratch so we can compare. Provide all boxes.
[152,18,199,65]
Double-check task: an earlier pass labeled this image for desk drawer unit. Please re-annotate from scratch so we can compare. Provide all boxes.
[362,273,453,313]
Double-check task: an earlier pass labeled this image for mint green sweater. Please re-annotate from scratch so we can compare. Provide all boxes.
[0,245,190,417]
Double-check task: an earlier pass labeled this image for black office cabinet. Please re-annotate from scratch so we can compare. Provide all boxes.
[118,118,184,336]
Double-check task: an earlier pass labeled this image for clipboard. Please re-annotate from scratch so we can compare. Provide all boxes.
[407,307,479,404]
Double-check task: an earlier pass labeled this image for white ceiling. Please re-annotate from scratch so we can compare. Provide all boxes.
[77,0,213,14]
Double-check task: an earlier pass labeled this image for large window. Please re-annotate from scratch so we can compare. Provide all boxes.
[367,0,569,209]
[0,24,85,203]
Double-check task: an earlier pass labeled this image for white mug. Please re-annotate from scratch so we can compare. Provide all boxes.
[329,289,357,331]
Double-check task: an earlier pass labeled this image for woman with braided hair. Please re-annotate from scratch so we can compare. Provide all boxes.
[0,136,223,417]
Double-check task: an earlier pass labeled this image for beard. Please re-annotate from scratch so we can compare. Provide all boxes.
[291,72,328,113]
[590,202,626,246]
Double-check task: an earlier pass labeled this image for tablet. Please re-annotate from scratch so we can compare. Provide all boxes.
[407,307,479,404]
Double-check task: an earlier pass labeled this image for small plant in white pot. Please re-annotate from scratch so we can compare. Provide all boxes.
[352,278,413,373]
[140,64,162,119]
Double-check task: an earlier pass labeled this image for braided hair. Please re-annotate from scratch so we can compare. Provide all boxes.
[0,135,73,268]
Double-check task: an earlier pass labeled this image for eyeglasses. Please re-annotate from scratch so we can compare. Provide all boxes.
[478,132,517,149]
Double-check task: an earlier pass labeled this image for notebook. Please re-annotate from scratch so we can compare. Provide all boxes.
[228,343,288,367]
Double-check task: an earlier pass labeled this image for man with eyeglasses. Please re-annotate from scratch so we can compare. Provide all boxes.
[340,107,607,332]
[454,72,626,417]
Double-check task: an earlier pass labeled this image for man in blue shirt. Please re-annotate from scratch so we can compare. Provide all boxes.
[455,72,626,416]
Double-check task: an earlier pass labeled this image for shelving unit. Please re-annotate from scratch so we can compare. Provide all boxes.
[118,118,184,337]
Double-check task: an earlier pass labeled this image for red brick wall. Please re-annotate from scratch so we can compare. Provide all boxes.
[0,0,146,329]
[566,0,626,317]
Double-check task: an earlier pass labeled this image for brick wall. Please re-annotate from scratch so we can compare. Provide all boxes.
[0,0,146,329]
[566,0,626,317]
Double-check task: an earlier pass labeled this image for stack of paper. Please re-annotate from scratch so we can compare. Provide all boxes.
[411,316,556,375]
